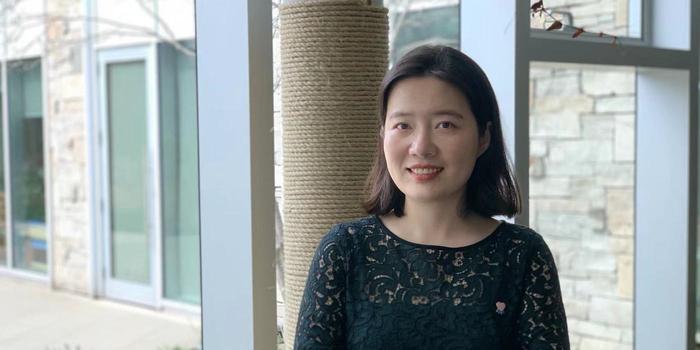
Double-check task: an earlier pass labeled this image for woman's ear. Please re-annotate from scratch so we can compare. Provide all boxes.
[379,125,385,138]
[478,122,492,157]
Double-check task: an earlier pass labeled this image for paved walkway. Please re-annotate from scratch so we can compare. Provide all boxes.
[0,275,201,350]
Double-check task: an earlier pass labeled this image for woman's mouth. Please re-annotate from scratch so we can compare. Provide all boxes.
[407,167,443,181]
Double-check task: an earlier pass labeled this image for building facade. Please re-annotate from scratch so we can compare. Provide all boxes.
[0,0,201,311]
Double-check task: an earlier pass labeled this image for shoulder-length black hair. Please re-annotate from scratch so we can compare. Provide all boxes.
[363,45,521,218]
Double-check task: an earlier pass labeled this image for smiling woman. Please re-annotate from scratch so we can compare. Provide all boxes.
[293,45,570,349]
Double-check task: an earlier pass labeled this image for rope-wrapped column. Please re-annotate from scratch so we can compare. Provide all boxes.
[280,0,388,347]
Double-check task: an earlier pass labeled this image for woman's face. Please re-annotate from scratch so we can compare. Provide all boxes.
[383,76,490,206]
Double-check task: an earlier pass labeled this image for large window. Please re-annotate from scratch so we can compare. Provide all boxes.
[159,41,201,305]
[7,58,46,274]
[196,0,698,347]
[386,0,459,64]
[530,0,642,38]
[530,63,635,348]
[106,59,150,284]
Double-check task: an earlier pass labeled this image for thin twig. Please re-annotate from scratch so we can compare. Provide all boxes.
[530,0,619,45]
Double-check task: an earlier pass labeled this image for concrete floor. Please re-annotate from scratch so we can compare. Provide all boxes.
[0,275,201,350]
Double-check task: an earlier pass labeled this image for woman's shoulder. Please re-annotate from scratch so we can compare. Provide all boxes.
[493,222,561,278]
[318,215,378,250]
[498,221,547,244]
[496,221,555,260]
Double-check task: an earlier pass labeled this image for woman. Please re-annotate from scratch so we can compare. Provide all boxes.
[294,45,569,349]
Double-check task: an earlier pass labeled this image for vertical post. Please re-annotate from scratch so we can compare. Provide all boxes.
[460,0,530,224]
[196,0,275,349]
[635,68,690,349]
[688,0,699,347]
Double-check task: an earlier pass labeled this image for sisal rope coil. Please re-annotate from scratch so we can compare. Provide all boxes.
[280,0,388,347]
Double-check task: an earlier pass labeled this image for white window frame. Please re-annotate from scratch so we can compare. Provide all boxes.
[462,0,699,349]
[198,0,700,348]
[95,44,162,307]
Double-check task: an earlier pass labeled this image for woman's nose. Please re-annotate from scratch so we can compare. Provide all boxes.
[409,129,437,158]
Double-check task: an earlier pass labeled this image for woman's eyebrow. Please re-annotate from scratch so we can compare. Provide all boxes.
[431,110,464,119]
[388,111,413,119]
[389,110,464,119]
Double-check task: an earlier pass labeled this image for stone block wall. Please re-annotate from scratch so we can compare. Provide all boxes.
[45,0,90,294]
[530,64,635,350]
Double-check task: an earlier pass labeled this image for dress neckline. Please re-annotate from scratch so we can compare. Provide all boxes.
[372,214,505,251]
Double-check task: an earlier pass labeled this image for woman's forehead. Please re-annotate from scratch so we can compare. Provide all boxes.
[387,77,472,111]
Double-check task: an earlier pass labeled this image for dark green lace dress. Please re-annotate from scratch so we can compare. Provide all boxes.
[294,215,569,350]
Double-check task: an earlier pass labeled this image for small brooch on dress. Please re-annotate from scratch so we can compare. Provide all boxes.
[495,301,506,315]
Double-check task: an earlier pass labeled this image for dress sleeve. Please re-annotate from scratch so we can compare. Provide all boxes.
[294,225,348,349]
[515,236,570,350]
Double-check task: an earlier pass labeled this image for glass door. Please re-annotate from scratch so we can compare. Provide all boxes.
[98,46,158,306]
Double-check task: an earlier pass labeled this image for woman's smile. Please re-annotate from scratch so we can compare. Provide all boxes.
[407,166,444,182]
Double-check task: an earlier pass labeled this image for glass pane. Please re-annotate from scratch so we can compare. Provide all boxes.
[385,0,460,65]
[107,61,150,284]
[8,58,46,273]
[0,67,5,266]
[530,0,641,38]
[159,41,201,304]
[529,62,635,348]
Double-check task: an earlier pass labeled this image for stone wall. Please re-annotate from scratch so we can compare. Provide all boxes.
[530,64,635,350]
[45,0,90,294]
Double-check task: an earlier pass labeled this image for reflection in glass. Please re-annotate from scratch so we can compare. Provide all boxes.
[159,41,201,304]
[529,62,635,348]
[107,61,151,284]
[386,0,459,65]
[8,59,46,273]
[530,0,641,38]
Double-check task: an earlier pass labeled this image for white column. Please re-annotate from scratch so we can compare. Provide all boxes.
[195,0,276,349]
[635,68,691,349]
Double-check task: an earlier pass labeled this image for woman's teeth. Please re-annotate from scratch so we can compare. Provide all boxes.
[411,168,441,175]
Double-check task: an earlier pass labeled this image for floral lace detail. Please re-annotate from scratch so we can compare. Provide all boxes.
[294,216,569,350]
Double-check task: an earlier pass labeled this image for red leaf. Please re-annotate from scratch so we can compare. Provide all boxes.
[572,28,585,38]
[546,21,563,31]
[530,0,543,11]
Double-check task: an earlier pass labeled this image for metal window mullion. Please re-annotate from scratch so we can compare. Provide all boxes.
[83,0,100,298]
[1,0,12,271]
[1,59,11,270]
[513,0,531,226]
[96,52,111,296]
[41,5,53,280]
[148,41,164,308]
[526,37,694,69]
[687,0,700,346]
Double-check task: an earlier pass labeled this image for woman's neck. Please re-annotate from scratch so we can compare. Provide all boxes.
[381,198,500,248]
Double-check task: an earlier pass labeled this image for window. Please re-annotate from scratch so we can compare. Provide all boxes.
[106,59,150,284]
[530,63,635,347]
[159,40,201,305]
[7,58,46,274]
[530,0,642,38]
[386,0,460,64]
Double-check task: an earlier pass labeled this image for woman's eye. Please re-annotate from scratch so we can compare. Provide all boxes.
[437,122,454,129]
[395,123,409,130]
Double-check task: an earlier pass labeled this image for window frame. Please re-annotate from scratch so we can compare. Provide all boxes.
[462,0,699,348]
[0,56,51,282]
[196,0,700,347]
